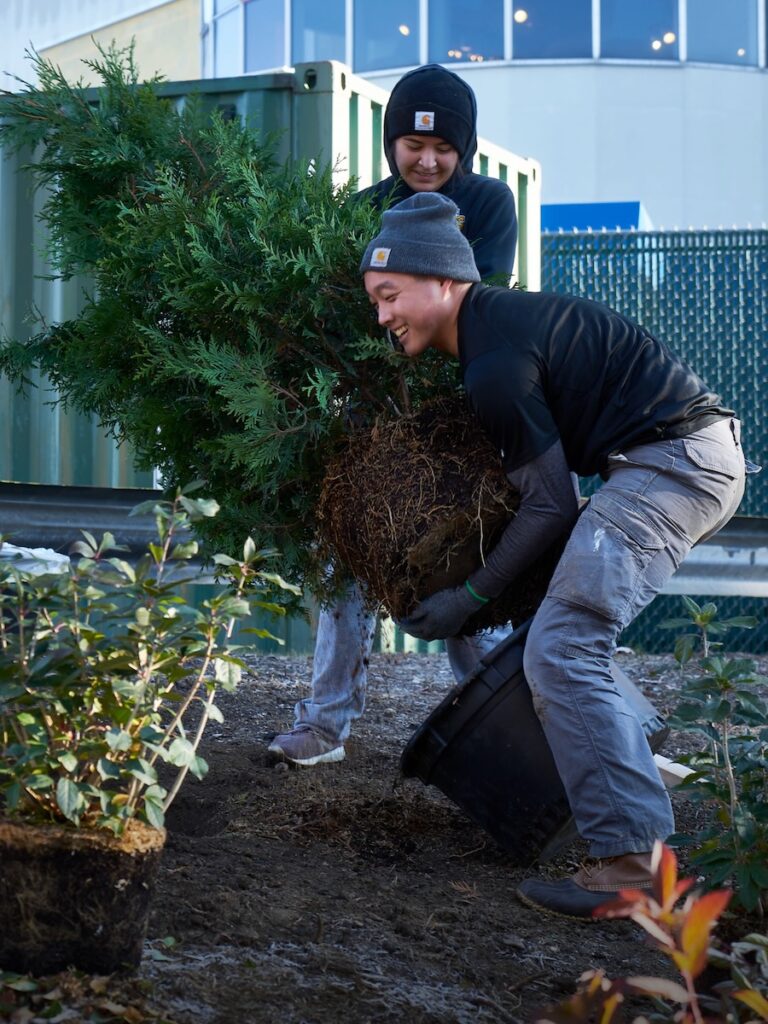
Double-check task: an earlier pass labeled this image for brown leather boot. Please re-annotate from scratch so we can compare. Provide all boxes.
[517,852,653,920]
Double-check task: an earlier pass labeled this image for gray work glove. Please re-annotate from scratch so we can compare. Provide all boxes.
[398,583,486,641]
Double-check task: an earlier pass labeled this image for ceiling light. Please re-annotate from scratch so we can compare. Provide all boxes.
[398,24,410,36]
[651,39,662,51]
[514,8,528,23]
[662,31,676,44]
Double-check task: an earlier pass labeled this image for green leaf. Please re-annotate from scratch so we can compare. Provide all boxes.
[257,571,302,596]
[97,757,122,780]
[181,480,207,495]
[166,737,196,767]
[721,615,759,630]
[129,499,165,517]
[189,754,209,781]
[105,728,133,752]
[214,657,242,691]
[4,977,39,992]
[56,751,79,772]
[24,774,54,791]
[126,757,158,786]
[171,541,199,560]
[4,781,21,811]
[135,606,151,627]
[212,553,237,566]
[143,788,166,829]
[56,777,84,822]
[179,496,219,519]
[681,595,703,617]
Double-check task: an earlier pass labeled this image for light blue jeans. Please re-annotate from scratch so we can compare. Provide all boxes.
[294,583,512,742]
[523,418,748,857]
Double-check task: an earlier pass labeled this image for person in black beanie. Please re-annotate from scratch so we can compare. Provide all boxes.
[267,65,519,768]
[357,63,517,283]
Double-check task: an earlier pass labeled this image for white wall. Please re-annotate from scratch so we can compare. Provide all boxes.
[0,0,176,90]
[368,62,768,230]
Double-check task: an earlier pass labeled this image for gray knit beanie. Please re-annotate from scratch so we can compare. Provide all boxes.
[359,193,480,282]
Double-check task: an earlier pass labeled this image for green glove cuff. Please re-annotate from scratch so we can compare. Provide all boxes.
[464,580,490,605]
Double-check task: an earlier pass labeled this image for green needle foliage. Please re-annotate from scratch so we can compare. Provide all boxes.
[0,45,460,596]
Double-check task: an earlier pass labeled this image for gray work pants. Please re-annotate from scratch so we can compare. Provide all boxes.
[523,418,748,857]
[294,583,511,742]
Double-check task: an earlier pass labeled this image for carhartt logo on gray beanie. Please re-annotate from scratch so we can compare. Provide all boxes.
[360,193,480,282]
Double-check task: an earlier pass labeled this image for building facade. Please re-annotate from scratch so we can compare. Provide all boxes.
[1,0,200,90]
[199,0,768,230]
[2,1,767,227]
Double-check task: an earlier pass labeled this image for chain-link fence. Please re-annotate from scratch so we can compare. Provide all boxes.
[542,229,767,651]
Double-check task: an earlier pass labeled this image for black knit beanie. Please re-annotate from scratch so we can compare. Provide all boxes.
[384,64,478,171]
[360,193,480,282]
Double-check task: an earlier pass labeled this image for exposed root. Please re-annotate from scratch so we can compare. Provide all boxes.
[317,397,568,631]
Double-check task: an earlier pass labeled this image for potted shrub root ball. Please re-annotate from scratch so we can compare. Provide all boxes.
[0,486,297,975]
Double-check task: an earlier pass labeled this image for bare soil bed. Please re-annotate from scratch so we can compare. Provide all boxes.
[4,646,767,1024]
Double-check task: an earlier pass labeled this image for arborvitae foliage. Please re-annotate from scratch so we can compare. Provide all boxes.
[0,46,461,596]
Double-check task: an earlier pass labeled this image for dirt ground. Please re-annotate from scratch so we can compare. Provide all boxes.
[4,645,767,1024]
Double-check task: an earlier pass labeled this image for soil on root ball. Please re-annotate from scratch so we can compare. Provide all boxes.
[317,397,569,632]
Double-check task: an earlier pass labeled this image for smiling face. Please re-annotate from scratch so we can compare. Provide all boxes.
[393,135,460,192]
[364,271,462,358]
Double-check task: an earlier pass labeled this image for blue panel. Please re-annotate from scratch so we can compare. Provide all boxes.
[541,201,653,232]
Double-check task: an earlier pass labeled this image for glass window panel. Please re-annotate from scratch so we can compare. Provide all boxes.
[244,0,286,71]
[214,7,241,77]
[214,0,238,14]
[512,0,592,59]
[292,0,345,63]
[600,0,678,60]
[354,0,420,71]
[428,0,503,64]
[687,0,757,65]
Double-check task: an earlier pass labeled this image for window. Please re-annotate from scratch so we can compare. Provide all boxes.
[244,0,286,71]
[292,0,345,64]
[428,0,504,64]
[354,0,420,71]
[214,6,241,76]
[512,0,592,58]
[687,0,757,65]
[600,0,679,60]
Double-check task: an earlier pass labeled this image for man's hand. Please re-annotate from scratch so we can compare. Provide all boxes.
[398,584,484,641]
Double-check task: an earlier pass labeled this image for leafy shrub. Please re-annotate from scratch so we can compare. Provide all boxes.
[0,486,297,833]
[537,842,768,1023]
[661,599,768,913]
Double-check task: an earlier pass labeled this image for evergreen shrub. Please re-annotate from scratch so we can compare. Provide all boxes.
[0,46,460,601]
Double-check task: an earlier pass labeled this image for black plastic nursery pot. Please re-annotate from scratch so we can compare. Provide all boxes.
[0,817,166,975]
[400,620,666,865]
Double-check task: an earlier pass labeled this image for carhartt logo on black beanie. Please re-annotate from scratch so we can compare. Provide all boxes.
[360,193,480,282]
[384,64,476,161]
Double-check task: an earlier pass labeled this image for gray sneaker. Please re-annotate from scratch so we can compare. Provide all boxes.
[267,726,345,766]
